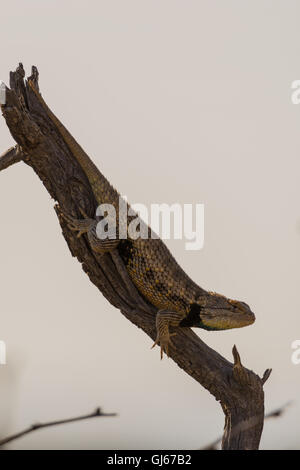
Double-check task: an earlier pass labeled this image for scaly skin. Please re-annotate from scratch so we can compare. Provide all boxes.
[28,80,255,359]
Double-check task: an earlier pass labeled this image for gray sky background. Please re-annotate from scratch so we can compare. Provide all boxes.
[0,0,300,449]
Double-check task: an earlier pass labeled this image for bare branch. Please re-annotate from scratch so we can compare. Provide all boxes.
[0,407,116,447]
[0,63,271,450]
[201,401,291,450]
[265,401,292,419]
[0,145,23,171]
[261,368,272,385]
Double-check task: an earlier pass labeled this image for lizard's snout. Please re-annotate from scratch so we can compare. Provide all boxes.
[230,300,255,326]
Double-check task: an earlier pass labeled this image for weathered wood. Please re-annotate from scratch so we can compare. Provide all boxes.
[0,146,22,171]
[0,64,271,449]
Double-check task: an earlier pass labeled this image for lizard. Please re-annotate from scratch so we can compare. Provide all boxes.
[28,76,255,359]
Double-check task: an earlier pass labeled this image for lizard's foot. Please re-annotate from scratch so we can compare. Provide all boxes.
[151,310,183,360]
[59,207,95,238]
[151,331,177,360]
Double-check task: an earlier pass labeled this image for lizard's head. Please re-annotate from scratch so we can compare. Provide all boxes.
[192,292,255,331]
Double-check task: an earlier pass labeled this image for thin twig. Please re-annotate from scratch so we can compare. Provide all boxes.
[265,401,292,419]
[0,407,116,447]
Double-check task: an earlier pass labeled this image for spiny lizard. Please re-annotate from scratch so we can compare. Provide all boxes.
[28,78,255,359]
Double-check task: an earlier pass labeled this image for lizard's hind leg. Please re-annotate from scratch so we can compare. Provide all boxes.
[151,310,184,359]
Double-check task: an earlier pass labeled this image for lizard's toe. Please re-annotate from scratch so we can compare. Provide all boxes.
[79,206,89,218]
[151,334,175,360]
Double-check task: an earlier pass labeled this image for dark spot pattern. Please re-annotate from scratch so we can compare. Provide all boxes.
[179,303,202,327]
[118,237,205,316]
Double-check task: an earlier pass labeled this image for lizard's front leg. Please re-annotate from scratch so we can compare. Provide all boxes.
[151,310,184,359]
[61,209,95,238]
[59,208,147,308]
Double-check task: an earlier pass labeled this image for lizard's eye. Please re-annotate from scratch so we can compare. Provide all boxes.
[236,301,251,313]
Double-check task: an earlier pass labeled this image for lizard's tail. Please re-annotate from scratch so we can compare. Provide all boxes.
[28,79,117,204]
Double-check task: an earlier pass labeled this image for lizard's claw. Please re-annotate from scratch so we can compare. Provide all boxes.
[59,209,77,226]
[151,333,176,360]
[79,206,89,218]
[58,207,72,223]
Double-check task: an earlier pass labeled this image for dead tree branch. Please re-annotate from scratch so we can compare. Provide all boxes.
[0,145,23,171]
[0,407,116,447]
[0,63,271,450]
[201,401,291,450]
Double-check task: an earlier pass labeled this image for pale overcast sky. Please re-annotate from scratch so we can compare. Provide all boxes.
[0,0,300,449]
